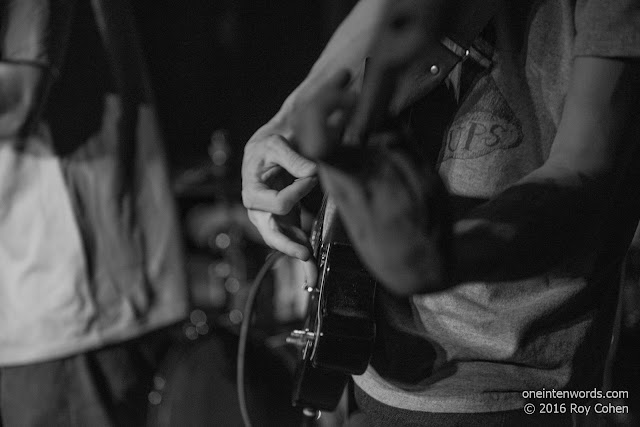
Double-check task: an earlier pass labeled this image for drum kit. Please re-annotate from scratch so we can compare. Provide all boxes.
[146,130,309,426]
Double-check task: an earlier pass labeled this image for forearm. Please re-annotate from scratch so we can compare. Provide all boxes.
[453,58,640,284]
[276,0,387,124]
[316,140,452,296]
[451,169,607,284]
[304,55,638,296]
[319,152,611,295]
[306,0,386,82]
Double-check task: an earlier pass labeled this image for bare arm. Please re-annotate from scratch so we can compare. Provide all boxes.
[311,56,640,295]
[451,56,640,284]
[272,0,388,135]
[241,0,394,268]
[242,0,452,264]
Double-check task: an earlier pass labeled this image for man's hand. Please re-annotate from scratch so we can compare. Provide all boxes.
[293,69,356,161]
[241,70,358,254]
[241,71,358,292]
[285,68,451,296]
[241,123,319,290]
[317,139,451,296]
[242,130,317,260]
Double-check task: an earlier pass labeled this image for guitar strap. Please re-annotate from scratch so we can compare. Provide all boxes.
[390,0,499,115]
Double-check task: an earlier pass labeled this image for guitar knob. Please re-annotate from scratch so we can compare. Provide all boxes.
[286,329,316,348]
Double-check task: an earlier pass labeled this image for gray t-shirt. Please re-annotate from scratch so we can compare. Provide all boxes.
[354,0,640,412]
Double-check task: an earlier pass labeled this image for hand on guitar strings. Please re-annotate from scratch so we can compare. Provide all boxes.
[241,133,318,288]
[318,145,451,295]
[287,69,452,295]
[241,72,356,289]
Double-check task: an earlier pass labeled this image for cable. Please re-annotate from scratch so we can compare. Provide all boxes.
[237,250,284,427]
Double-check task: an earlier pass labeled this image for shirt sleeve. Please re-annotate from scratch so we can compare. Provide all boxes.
[574,0,640,58]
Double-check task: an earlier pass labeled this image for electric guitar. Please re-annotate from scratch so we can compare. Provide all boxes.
[286,0,497,413]
[286,58,378,412]
[288,194,377,411]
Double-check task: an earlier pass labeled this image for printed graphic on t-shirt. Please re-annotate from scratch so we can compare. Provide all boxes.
[438,74,537,197]
[442,76,523,162]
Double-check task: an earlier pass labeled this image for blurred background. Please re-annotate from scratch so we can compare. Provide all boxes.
[122,0,356,328]
[131,2,639,425]
[132,0,356,173]
[35,1,640,425]
[126,2,358,426]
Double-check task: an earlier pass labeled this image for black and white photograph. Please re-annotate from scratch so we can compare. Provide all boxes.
[1,1,639,426]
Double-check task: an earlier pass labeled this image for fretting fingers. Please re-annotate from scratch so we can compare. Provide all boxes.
[294,70,358,160]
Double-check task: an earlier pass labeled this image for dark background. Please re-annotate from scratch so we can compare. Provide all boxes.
[129,0,358,178]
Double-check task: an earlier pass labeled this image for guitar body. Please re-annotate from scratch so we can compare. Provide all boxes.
[290,199,377,411]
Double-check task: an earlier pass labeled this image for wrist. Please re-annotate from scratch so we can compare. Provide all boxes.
[265,87,312,146]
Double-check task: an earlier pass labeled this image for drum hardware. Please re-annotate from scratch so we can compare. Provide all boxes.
[176,129,277,329]
[182,309,212,341]
[172,129,239,202]
[168,132,316,425]
[208,129,231,178]
[213,224,250,327]
[145,315,301,427]
[148,309,213,410]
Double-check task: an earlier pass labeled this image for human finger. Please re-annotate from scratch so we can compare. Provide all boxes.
[243,176,317,215]
[247,210,311,260]
[297,91,357,160]
[261,135,318,178]
[300,257,318,291]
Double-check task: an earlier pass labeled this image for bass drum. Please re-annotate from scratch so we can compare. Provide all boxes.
[147,326,302,427]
